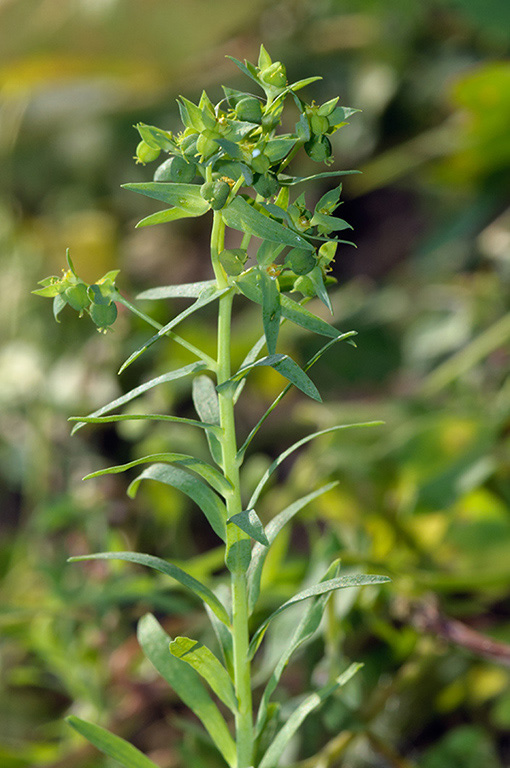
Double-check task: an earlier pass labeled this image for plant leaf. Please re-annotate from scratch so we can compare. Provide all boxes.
[257,663,362,768]
[222,196,314,251]
[247,483,339,614]
[128,464,228,543]
[136,207,198,228]
[68,551,230,626]
[83,453,232,497]
[260,270,281,355]
[138,614,236,768]
[66,716,158,768]
[118,286,229,374]
[122,182,210,216]
[192,375,223,466]
[70,413,220,432]
[137,280,216,300]
[70,363,207,434]
[248,422,384,509]
[250,575,389,658]
[277,169,361,185]
[169,636,237,712]
[217,353,321,402]
[228,509,269,546]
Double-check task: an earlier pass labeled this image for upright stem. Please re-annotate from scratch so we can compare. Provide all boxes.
[212,211,254,767]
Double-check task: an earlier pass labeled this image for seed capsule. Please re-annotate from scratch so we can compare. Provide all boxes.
[135,140,160,164]
[200,180,231,210]
[64,283,89,311]
[310,114,330,136]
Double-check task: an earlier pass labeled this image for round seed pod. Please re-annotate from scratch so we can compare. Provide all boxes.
[304,135,332,162]
[64,283,89,311]
[200,180,231,210]
[90,301,117,330]
[196,132,219,160]
[180,134,199,160]
[236,97,263,124]
[310,114,330,136]
[285,247,317,275]
[135,140,160,164]
[154,156,196,183]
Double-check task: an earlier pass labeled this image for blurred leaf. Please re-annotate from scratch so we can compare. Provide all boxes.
[66,716,158,768]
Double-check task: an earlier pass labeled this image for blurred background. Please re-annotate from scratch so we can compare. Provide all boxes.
[1,1,510,766]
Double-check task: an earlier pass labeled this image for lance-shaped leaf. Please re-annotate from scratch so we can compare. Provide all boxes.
[137,280,216,300]
[119,286,229,374]
[68,551,230,626]
[66,716,159,768]
[169,636,238,713]
[122,182,210,217]
[277,169,361,185]
[249,575,390,658]
[70,363,208,434]
[71,413,220,431]
[248,483,339,614]
[233,333,267,403]
[248,422,384,509]
[217,354,321,402]
[255,560,340,737]
[128,464,228,543]
[257,663,362,768]
[260,270,281,355]
[84,453,232,498]
[222,196,314,251]
[135,207,199,228]
[138,614,236,768]
[228,508,269,546]
[193,375,223,466]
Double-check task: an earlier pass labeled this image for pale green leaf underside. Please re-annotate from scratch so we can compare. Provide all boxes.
[138,614,236,768]
[137,280,216,300]
[66,716,158,768]
[84,452,232,497]
[228,508,269,546]
[122,182,211,216]
[249,575,390,658]
[70,363,207,435]
[222,196,314,251]
[128,463,228,543]
[136,207,198,228]
[68,551,230,626]
[258,663,362,768]
[169,636,238,713]
[218,353,321,402]
[193,374,223,466]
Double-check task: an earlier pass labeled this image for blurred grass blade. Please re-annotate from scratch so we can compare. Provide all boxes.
[137,280,216,300]
[128,464,228,542]
[66,716,158,768]
[169,636,238,712]
[68,551,230,626]
[248,483,338,614]
[249,575,390,658]
[84,452,232,497]
[138,614,236,768]
[70,363,207,434]
[257,663,362,768]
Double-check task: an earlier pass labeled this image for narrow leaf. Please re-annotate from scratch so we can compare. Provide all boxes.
[192,375,223,466]
[118,286,228,374]
[260,270,281,355]
[248,483,339,614]
[70,412,221,432]
[136,207,198,228]
[137,280,216,300]
[84,453,232,497]
[228,509,269,546]
[128,464,228,543]
[218,354,321,402]
[66,716,158,768]
[70,363,207,434]
[222,196,314,251]
[278,169,361,185]
[138,614,236,768]
[258,663,362,768]
[68,551,230,626]
[169,636,237,712]
[122,182,210,216]
[248,422,384,509]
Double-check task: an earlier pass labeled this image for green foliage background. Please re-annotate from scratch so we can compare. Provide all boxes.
[1,1,509,767]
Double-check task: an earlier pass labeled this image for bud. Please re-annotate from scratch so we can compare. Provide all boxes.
[135,140,160,164]
[154,156,196,183]
[260,61,287,88]
[180,134,199,160]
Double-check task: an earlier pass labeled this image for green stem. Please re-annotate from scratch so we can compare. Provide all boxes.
[212,210,254,767]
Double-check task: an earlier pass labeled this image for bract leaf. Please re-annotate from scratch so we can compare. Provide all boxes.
[118,286,228,374]
[70,363,207,434]
[222,196,314,251]
[178,96,205,131]
[169,636,237,712]
[66,716,158,768]
[136,123,176,152]
[257,663,362,768]
[128,464,228,543]
[68,551,230,626]
[217,353,321,402]
[138,614,236,768]
[137,280,216,300]
[247,483,339,613]
[136,207,198,228]
[122,182,210,216]
[249,575,390,658]
[83,453,232,497]
[228,509,269,546]
[192,375,223,466]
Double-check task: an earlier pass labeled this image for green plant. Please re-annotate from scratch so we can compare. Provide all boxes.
[35,46,389,768]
